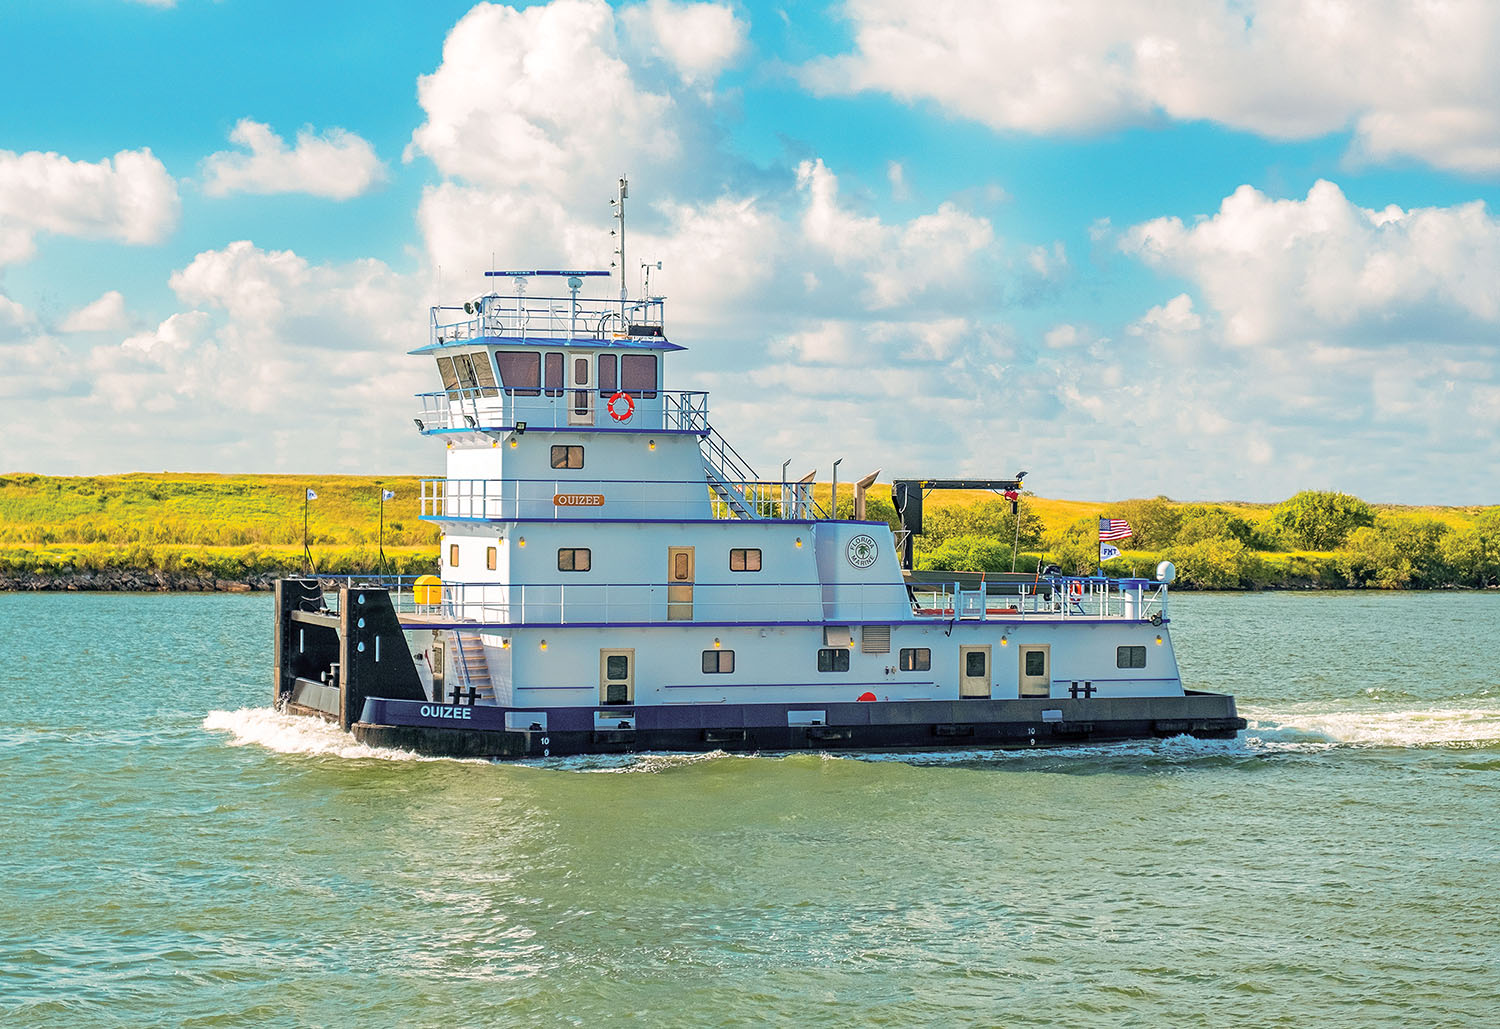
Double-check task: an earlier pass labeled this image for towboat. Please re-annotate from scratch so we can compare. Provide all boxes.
[272,184,1245,758]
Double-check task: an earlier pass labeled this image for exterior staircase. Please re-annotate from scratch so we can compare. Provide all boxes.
[700,424,761,520]
[446,630,495,704]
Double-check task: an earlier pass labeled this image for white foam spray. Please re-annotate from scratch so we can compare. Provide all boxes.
[202,707,484,763]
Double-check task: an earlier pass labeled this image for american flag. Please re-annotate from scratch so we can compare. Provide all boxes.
[1099,517,1133,541]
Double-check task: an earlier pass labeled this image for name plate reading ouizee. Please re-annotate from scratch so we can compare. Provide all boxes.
[553,494,605,507]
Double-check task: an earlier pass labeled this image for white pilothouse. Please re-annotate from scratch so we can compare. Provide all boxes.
[272,181,1244,757]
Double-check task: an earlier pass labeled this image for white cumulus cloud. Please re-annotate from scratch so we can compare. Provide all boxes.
[202,119,386,200]
[1120,180,1500,347]
[802,0,1500,174]
[620,0,748,83]
[407,0,679,198]
[61,290,131,334]
[0,147,179,265]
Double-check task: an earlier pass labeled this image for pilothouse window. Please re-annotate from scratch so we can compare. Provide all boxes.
[494,352,540,396]
[545,352,564,397]
[598,353,618,393]
[621,354,658,398]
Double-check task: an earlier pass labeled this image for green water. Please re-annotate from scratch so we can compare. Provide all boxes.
[2,592,1498,1026]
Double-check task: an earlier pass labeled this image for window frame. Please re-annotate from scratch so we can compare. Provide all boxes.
[557,547,592,572]
[817,648,851,673]
[550,444,584,469]
[486,546,497,571]
[701,649,735,674]
[448,543,459,567]
[729,548,762,572]
[898,647,931,672]
[1116,645,1147,669]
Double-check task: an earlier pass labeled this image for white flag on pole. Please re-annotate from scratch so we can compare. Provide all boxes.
[382,489,396,500]
[306,488,318,500]
[1099,542,1121,561]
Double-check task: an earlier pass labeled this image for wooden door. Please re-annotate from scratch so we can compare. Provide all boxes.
[667,547,695,620]
[600,648,635,704]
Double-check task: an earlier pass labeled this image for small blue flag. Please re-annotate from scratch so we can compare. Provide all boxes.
[305,488,318,500]
[381,489,396,500]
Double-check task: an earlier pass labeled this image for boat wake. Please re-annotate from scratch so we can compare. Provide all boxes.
[1241,702,1500,750]
[201,701,1500,771]
[201,707,483,763]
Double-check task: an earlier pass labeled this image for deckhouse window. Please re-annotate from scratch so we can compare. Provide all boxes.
[1117,646,1147,669]
[494,352,540,396]
[702,650,735,674]
[729,548,761,572]
[545,352,564,397]
[486,546,497,571]
[598,353,618,394]
[550,445,584,469]
[558,548,591,572]
[449,544,459,567]
[621,354,658,398]
[899,648,931,671]
[817,648,850,672]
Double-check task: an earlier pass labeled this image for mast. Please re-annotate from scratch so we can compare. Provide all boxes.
[611,175,628,319]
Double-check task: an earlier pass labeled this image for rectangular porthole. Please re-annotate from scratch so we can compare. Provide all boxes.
[899,647,931,671]
[817,648,850,673]
[1116,645,1147,669]
[449,543,459,567]
[486,546,497,571]
[550,445,584,469]
[558,548,591,572]
[729,548,761,571]
[701,650,735,673]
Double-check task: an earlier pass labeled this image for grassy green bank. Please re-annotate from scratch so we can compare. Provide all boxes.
[2,473,1497,590]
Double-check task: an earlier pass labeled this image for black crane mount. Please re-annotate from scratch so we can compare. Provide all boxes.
[891,474,1027,571]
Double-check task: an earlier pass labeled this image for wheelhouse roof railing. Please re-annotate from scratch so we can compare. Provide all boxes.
[430,294,665,346]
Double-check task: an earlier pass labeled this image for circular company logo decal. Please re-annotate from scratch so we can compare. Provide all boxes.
[846,534,878,569]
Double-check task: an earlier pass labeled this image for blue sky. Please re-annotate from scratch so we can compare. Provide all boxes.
[3,0,1500,503]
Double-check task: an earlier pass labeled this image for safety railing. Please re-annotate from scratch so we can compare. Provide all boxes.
[414,388,709,434]
[421,478,717,521]
[431,296,665,345]
[309,574,1166,623]
[911,575,1168,622]
[388,580,911,625]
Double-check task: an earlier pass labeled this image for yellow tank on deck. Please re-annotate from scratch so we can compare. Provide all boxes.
[413,574,442,605]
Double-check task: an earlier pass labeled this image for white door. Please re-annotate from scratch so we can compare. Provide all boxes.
[600,649,635,704]
[1019,645,1051,698]
[569,354,595,425]
[959,645,991,698]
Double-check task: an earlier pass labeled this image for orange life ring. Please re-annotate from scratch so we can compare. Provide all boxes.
[1070,581,1083,595]
[607,391,634,421]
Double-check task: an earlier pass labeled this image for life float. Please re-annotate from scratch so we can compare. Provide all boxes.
[1070,581,1083,596]
[607,391,634,422]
